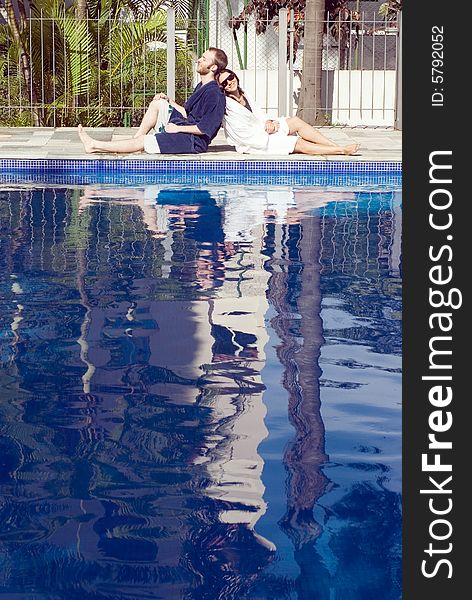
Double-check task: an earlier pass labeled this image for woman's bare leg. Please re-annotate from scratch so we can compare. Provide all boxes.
[293,138,360,156]
[78,125,145,154]
[286,116,338,146]
[133,97,167,138]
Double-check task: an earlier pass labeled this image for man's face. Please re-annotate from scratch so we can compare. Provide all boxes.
[196,50,216,75]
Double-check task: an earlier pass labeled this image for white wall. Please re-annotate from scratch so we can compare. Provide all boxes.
[207,2,397,126]
[331,70,396,126]
[232,69,396,126]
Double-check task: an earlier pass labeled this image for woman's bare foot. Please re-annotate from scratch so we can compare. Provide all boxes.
[342,143,360,155]
[78,124,98,153]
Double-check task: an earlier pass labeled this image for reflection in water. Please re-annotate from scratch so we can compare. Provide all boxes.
[0,184,401,599]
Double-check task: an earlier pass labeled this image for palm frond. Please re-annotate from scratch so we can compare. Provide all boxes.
[59,16,96,97]
[107,11,167,78]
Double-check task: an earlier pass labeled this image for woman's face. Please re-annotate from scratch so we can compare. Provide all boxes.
[218,71,239,94]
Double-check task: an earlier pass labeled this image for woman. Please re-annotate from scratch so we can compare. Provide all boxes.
[217,69,360,156]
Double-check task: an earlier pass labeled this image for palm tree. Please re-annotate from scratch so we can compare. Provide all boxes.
[297,0,324,124]
[4,0,42,125]
[76,0,88,19]
[227,1,343,124]
[0,0,195,126]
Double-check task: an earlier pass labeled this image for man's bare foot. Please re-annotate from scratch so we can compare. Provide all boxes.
[78,124,98,153]
[342,143,360,155]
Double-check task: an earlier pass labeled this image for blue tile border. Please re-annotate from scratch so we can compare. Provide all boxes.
[0,158,402,188]
[0,158,402,174]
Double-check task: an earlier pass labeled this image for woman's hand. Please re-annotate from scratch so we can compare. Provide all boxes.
[264,120,280,134]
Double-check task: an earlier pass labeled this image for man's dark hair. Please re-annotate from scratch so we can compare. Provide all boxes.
[208,47,228,75]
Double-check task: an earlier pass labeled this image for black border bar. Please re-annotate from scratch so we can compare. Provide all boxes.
[403,2,467,597]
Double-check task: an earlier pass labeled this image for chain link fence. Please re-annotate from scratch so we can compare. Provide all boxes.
[210,2,400,126]
[0,6,400,128]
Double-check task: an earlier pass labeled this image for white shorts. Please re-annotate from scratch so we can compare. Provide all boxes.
[143,99,173,154]
[266,117,298,155]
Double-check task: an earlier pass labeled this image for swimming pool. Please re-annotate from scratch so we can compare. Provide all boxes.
[0,180,402,599]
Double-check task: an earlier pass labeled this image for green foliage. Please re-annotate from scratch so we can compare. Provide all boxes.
[0,109,34,127]
[379,1,402,20]
[0,0,196,127]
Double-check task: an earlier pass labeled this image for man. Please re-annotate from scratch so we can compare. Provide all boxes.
[78,47,228,155]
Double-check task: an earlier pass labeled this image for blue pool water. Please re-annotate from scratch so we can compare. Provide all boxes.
[0,182,402,599]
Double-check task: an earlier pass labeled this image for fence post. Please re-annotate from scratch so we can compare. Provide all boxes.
[167,8,176,99]
[394,12,402,130]
[278,8,288,117]
[288,9,294,117]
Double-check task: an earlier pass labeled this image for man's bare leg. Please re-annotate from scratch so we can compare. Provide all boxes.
[293,138,360,156]
[133,96,167,138]
[78,125,145,154]
[286,116,338,147]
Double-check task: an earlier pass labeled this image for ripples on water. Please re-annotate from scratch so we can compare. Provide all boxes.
[0,184,402,599]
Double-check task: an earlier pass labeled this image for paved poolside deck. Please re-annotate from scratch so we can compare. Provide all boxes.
[0,127,401,162]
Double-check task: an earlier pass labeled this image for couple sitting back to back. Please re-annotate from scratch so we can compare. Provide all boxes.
[78,48,359,157]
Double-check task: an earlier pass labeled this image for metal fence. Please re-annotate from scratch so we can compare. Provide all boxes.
[214,7,401,127]
[0,8,401,128]
[0,8,195,128]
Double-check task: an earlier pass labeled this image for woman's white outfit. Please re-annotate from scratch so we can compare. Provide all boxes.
[222,92,298,155]
[222,189,296,243]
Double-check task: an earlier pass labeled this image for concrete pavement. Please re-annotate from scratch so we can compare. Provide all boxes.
[0,126,401,163]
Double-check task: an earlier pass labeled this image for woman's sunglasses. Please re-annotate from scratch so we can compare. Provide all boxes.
[221,73,236,88]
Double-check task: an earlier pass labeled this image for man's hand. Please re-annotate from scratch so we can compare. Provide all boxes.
[154,93,170,102]
[264,120,280,134]
[165,123,180,133]
[157,94,187,118]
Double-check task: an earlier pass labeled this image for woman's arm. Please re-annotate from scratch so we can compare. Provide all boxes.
[245,94,279,135]
[224,97,269,151]
[242,92,279,134]
[264,120,280,134]
[245,92,272,123]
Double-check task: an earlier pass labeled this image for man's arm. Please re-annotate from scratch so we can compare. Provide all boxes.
[164,123,203,135]
[162,85,224,137]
